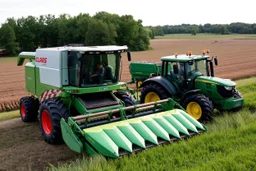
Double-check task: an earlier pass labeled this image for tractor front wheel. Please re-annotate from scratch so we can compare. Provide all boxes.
[183,94,213,122]
[140,83,169,103]
[39,99,68,144]
[19,96,39,122]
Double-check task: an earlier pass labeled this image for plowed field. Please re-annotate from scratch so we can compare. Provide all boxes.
[0,38,256,112]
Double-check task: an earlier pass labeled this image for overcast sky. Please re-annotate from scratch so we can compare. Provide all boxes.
[0,0,254,26]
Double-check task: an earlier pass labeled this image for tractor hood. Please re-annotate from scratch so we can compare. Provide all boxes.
[195,76,236,87]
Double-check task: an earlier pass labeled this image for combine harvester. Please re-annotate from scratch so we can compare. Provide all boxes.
[17,45,207,158]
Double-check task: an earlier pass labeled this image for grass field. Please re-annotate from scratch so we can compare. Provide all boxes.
[48,80,256,171]
[0,56,17,62]
[0,110,19,122]
[155,33,256,40]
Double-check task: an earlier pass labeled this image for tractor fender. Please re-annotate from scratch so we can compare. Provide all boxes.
[140,76,178,96]
[181,89,201,103]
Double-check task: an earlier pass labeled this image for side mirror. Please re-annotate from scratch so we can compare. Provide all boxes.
[173,64,179,74]
[214,57,218,66]
[210,61,214,77]
[127,52,131,61]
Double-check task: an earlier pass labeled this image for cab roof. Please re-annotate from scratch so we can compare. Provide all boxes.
[161,54,209,62]
[37,45,128,52]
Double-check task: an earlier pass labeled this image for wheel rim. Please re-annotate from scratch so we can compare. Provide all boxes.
[42,110,52,135]
[145,92,160,103]
[137,80,142,88]
[186,102,202,120]
[20,103,26,117]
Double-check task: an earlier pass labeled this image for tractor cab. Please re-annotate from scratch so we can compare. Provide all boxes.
[161,51,218,91]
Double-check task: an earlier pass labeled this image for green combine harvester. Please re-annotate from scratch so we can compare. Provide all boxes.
[17,46,206,158]
[129,50,244,121]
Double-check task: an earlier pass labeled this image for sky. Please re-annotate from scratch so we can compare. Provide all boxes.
[0,0,255,26]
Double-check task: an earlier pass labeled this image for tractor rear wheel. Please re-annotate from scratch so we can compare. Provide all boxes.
[114,91,137,107]
[39,99,68,144]
[19,96,39,122]
[140,83,169,103]
[183,94,213,122]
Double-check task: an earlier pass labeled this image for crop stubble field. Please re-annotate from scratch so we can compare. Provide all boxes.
[1,36,256,112]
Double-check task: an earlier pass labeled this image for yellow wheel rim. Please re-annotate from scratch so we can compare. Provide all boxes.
[145,92,160,103]
[137,81,143,88]
[186,102,202,120]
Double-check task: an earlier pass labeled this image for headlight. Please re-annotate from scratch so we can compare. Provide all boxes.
[224,86,233,91]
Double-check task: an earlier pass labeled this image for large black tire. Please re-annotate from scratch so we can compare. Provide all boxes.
[19,96,39,122]
[39,98,68,144]
[183,94,213,122]
[140,83,169,103]
[114,91,137,107]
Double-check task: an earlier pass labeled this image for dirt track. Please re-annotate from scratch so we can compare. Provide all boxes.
[0,38,256,170]
[0,118,82,171]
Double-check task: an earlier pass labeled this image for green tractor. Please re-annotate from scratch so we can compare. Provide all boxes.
[129,51,244,121]
[17,46,207,159]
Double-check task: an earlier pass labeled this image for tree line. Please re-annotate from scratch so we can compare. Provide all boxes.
[0,12,152,55]
[148,23,256,36]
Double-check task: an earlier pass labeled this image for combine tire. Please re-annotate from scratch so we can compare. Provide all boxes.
[140,83,169,103]
[19,96,39,122]
[183,94,213,122]
[39,99,68,144]
[114,91,137,107]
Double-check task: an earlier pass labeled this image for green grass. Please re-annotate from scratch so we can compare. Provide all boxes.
[0,110,19,122]
[235,76,256,86]
[0,56,18,63]
[49,109,256,171]
[155,33,256,40]
[48,81,256,171]
[237,82,256,109]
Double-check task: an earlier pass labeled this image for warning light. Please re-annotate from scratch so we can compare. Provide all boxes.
[187,51,192,56]
[202,50,205,55]
[73,90,79,93]
[175,53,178,57]
[206,49,210,53]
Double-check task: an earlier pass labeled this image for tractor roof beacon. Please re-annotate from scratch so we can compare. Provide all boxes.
[17,46,207,158]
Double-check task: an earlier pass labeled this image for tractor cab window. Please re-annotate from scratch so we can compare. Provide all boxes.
[68,52,120,87]
[80,53,120,87]
[68,52,82,86]
[195,60,207,76]
[167,62,185,82]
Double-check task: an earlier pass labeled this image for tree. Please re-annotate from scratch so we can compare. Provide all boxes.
[133,20,150,51]
[191,29,197,35]
[0,24,17,55]
[85,19,117,45]
[220,25,229,35]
